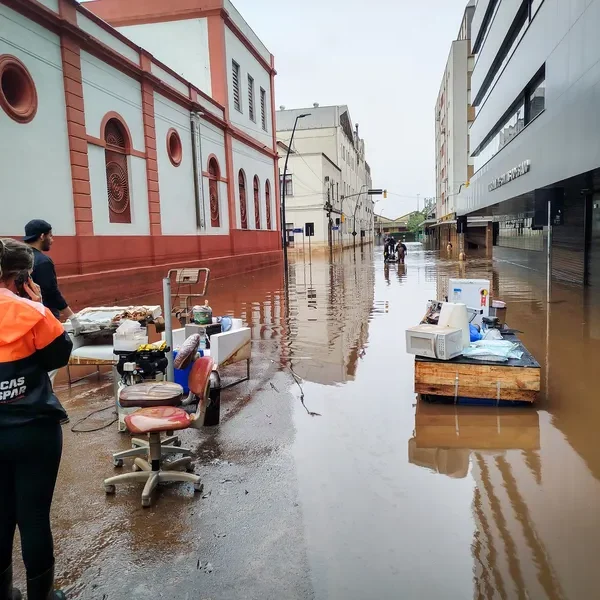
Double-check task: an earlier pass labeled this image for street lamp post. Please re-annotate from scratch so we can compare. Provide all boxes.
[281,113,310,271]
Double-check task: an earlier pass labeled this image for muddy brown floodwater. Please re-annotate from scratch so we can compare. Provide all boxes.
[16,244,600,599]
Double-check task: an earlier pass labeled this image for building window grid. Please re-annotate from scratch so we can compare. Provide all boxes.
[265,180,272,229]
[239,170,248,229]
[473,68,545,173]
[208,157,221,228]
[476,15,529,113]
[253,175,261,229]
[248,75,255,122]
[260,88,267,130]
[232,61,241,112]
[104,117,132,224]
[475,0,545,112]
[280,173,293,196]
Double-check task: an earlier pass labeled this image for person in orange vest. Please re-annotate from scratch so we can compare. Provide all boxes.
[0,239,72,600]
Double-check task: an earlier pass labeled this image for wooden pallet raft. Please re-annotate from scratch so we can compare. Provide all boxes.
[414,334,541,403]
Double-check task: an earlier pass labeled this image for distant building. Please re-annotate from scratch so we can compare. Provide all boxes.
[433,1,479,250]
[277,105,374,251]
[374,212,419,241]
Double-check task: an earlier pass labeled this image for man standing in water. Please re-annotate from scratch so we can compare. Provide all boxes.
[24,220,76,397]
[396,240,408,264]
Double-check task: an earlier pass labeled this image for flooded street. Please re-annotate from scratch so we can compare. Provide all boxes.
[31,244,600,599]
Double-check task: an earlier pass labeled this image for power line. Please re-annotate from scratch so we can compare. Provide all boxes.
[290,141,327,187]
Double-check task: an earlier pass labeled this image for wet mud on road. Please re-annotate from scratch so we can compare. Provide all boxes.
[15,245,600,599]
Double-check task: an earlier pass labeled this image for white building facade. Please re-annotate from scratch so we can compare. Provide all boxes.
[0,0,280,306]
[433,1,476,249]
[277,105,374,251]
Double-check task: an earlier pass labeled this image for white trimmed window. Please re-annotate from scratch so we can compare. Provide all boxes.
[232,61,241,112]
[260,87,267,130]
[248,75,255,121]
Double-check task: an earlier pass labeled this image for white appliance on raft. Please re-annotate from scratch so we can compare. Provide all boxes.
[448,279,491,318]
[405,324,463,361]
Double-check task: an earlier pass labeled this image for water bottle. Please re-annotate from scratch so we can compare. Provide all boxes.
[199,328,207,352]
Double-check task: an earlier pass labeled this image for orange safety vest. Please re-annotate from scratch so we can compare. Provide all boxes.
[0,289,72,427]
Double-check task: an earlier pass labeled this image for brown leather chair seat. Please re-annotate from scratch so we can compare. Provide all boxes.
[119,382,184,408]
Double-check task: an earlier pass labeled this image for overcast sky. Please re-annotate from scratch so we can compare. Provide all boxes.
[234,0,469,218]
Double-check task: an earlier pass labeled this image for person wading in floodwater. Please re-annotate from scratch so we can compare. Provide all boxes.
[396,240,408,264]
[0,239,72,600]
[384,235,396,262]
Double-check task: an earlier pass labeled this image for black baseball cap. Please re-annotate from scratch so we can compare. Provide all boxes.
[23,219,52,243]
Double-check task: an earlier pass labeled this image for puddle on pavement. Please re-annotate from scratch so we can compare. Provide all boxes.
[36,243,600,599]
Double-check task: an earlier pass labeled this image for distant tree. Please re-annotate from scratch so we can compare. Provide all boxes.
[407,209,428,233]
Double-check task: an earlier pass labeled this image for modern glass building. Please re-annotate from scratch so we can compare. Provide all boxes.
[461,0,600,286]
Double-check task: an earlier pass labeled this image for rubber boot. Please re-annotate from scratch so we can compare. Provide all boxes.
[0,564,22,600]
[26,565,66,600]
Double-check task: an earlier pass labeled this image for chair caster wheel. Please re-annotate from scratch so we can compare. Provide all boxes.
[194,481,204,493]
[174,439,182,447]
[142,496,152,508]
[132,463,141,472]
[105,484,116,494]
[113,458,124,468]
[186,464,195,473]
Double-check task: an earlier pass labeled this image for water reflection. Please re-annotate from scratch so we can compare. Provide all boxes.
[405,249,600,600]
[286,250,375,385]
[290,244,600,599]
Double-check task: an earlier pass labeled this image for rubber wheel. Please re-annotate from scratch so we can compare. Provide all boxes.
[113,458,124,468]
[194,481,204,493]
[173,439,182,447]
[142,496,152,508]
[104,484,116,494]
[203,389,221,427]
[132,463,141,472]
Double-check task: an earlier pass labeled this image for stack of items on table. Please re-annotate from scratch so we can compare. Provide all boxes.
[405,279,523,363]
[63,306,165,378]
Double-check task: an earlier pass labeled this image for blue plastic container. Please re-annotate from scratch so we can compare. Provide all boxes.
[172,349,202,394]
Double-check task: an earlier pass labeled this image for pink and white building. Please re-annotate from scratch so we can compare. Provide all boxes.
[0,0,281,306]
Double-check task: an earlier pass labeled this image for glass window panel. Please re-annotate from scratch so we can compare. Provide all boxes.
[528,78,545,121]
[531,0,544,19]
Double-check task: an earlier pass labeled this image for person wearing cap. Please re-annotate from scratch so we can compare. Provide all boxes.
[23,220,75,322]
[24,221,77,398]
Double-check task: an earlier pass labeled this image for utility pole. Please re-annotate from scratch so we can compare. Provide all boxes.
[281,113,311,272]
[327,185,332,250]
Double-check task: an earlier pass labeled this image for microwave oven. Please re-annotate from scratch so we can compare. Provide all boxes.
[405,324,463,360]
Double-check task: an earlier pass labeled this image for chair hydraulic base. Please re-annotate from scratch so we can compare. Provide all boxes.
[111,435,191,468]
[104,432,203,507]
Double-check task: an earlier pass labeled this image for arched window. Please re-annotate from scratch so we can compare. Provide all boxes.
[265,180,272,229]
[253,175,261,229]
[208,157,221,227]
[238,170,248,230]
[103,116,131,223]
